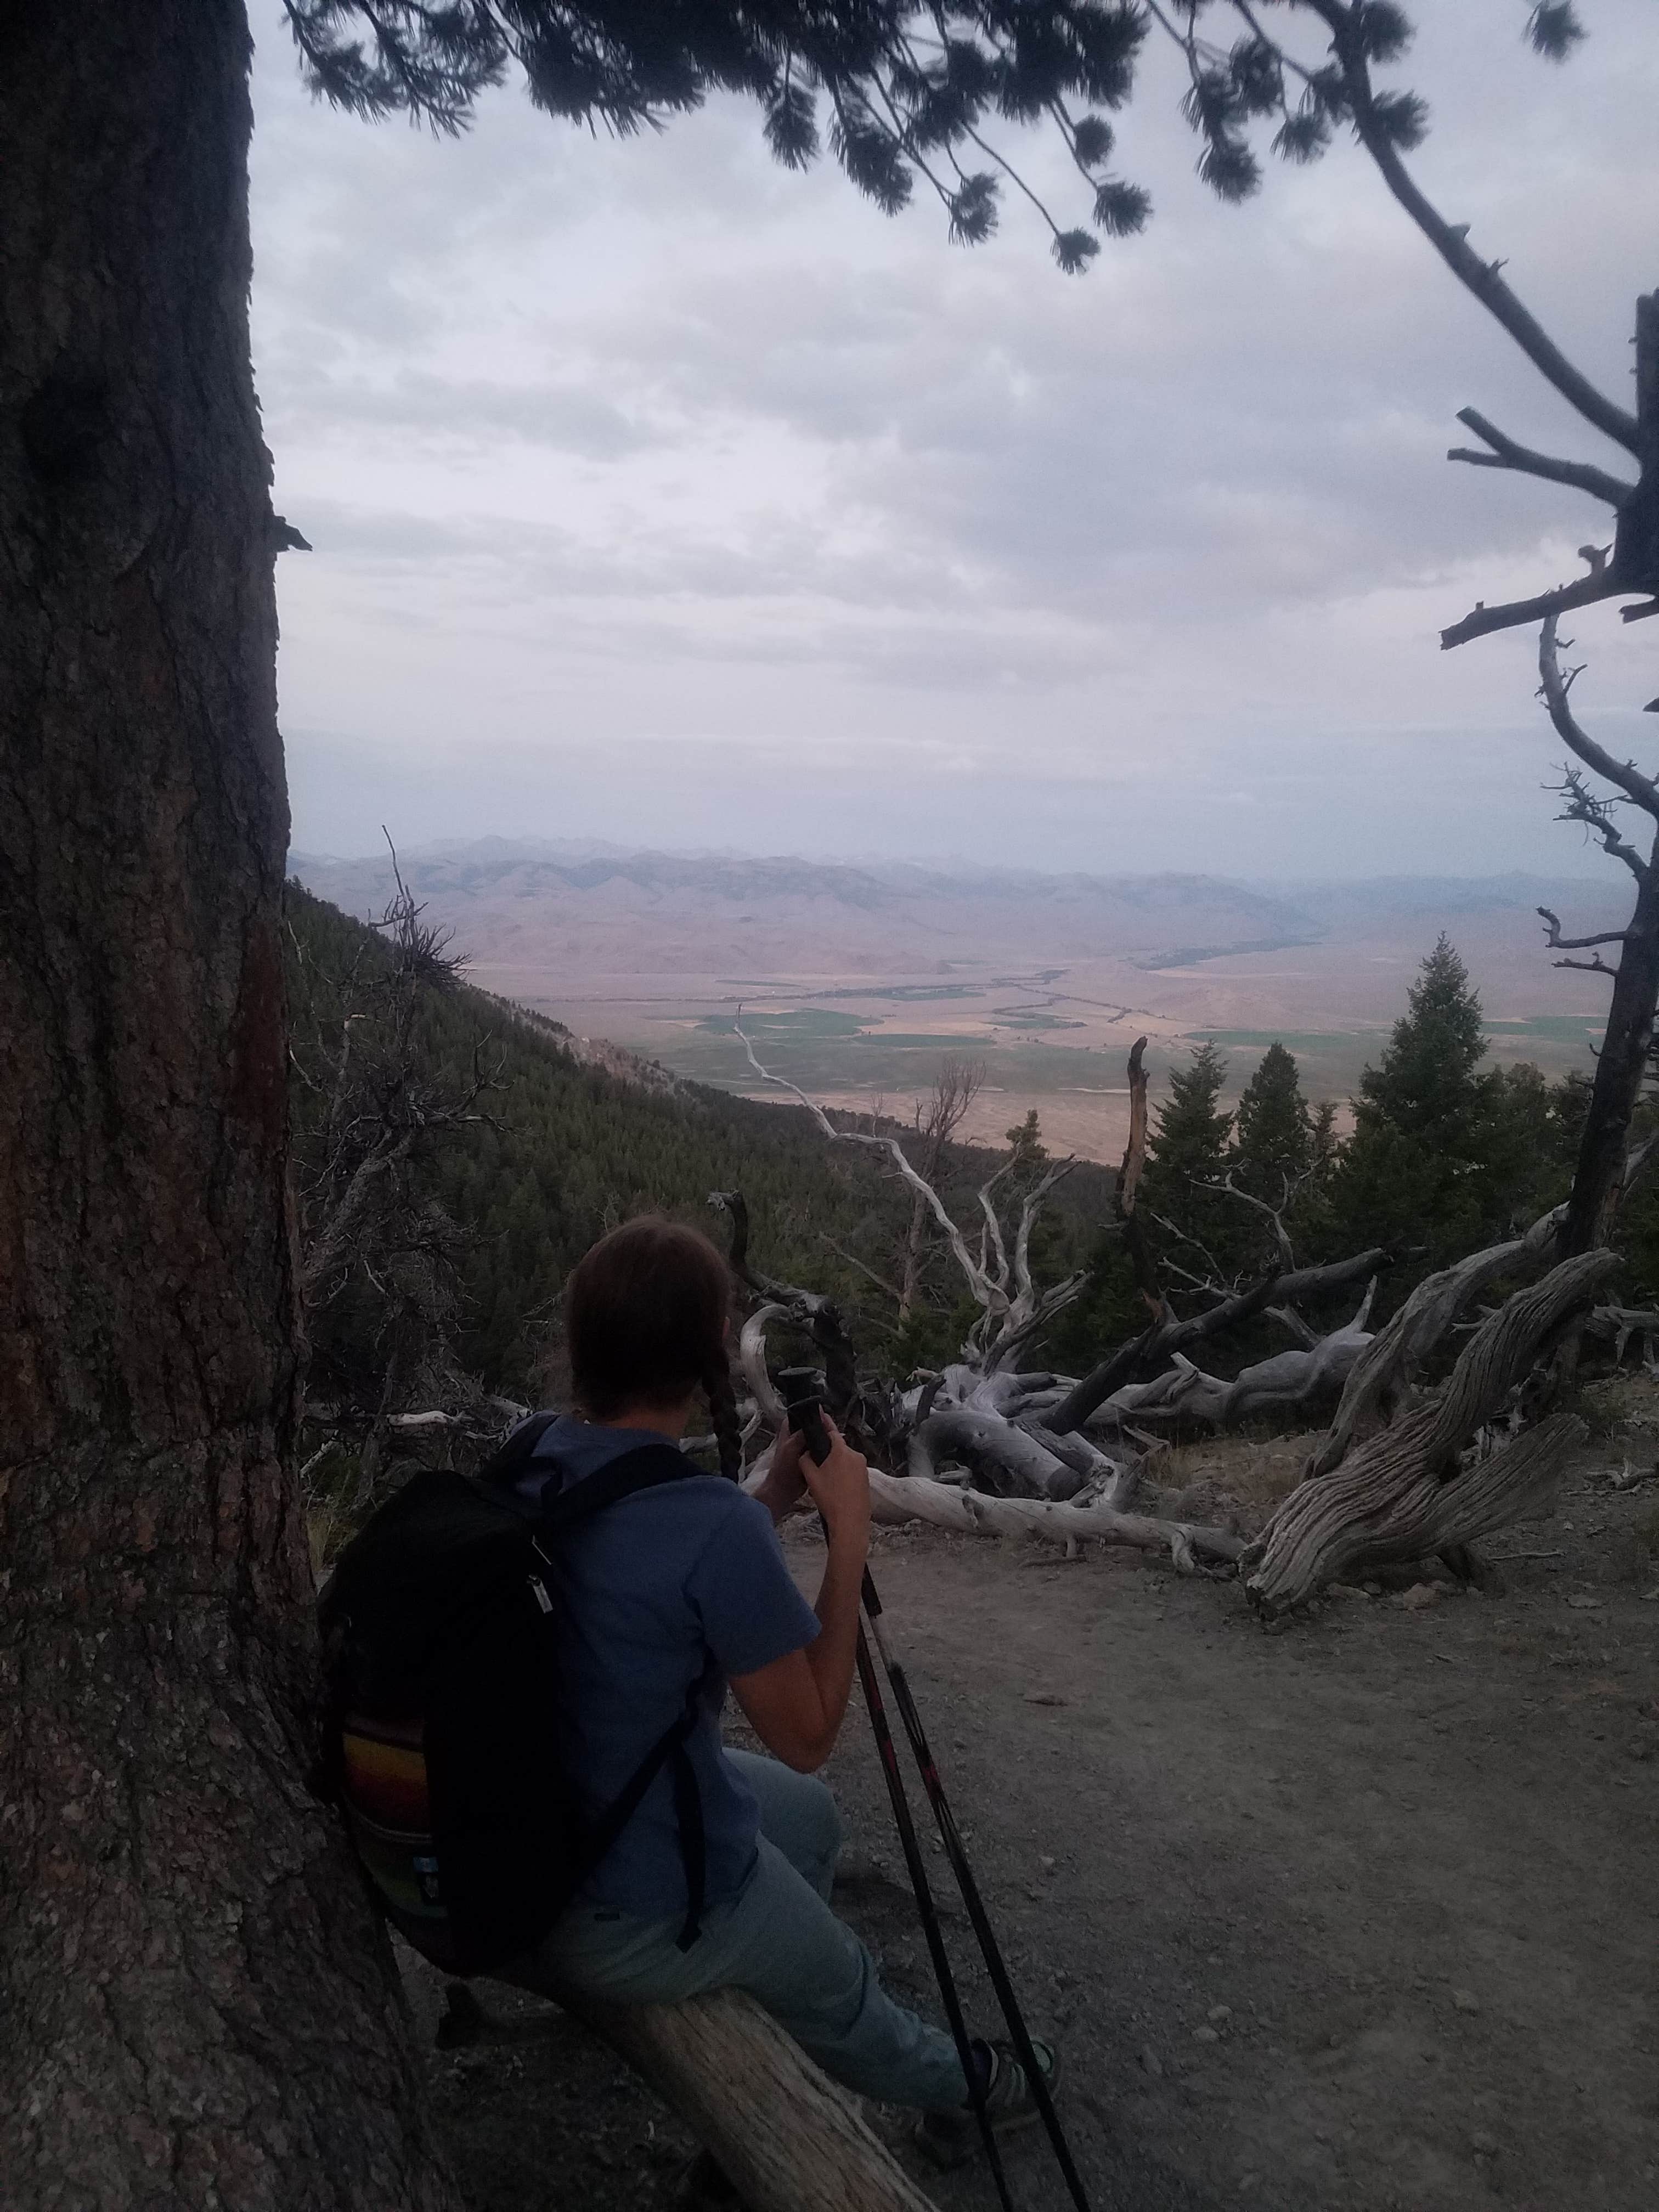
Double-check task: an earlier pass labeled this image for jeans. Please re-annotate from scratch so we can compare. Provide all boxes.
[502,1748,969,2113]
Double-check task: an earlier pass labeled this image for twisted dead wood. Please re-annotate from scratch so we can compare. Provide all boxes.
[1244,1410,1582,1618]
[1244,1250,1618,1616]
[1049,1248,1390,1435]
[1306,1206,1565,1479]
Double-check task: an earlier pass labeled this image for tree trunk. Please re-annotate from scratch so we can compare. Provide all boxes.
[1561,835,1659,1254]
[0,10,453,2208]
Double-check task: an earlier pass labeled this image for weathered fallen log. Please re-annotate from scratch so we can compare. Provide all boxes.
[867,1466,1244,1572]
[451,1976,941,2212]
[1092,1288,1376,1433]
[1244,1249,1618,1615]
[907,1406,1088,1500]
[1048,1248,1391,1434]
[1306,1204,1565,1478]
[1583,1301,1659,1365]
[1244,1407,1582,1616]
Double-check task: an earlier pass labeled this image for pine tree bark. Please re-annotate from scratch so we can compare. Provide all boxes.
[1,9,455,2207]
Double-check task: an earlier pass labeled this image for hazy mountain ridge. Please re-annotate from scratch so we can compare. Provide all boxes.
[289,840,1324,959]
[286,838,1621,1165]
[290,840,1624,969]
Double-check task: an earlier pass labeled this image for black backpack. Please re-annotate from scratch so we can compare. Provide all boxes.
[318,1416,708,1976]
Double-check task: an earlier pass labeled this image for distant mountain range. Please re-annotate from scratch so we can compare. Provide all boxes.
[289,838,1622,976]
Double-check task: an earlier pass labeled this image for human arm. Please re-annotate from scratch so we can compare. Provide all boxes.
[729,1419,870,1773]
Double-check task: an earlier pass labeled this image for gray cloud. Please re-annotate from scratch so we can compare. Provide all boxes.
[250,3,1659,876]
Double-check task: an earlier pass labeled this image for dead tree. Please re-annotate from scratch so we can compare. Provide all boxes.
[1243,1249,1620,1617]
[732,1024,1087,1374]
[1437,289,1657,651]
[1048,1249,1388,1436]
[1530,613,1659,1254]
[898,1056,984,1319]
[1155,20,1659,1265]
[1099,1278,1378,1434]
[719,1034,1310,1572]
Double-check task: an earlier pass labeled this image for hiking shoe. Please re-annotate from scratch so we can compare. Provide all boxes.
[912,2038,1061,2170]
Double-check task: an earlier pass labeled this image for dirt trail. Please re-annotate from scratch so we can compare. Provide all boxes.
[412,1441,1658,2212]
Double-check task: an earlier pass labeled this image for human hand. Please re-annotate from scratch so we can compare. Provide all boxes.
[753,1429,810,1525]
[797,1415,870,1553]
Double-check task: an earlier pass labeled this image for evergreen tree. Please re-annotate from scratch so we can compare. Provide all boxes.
[1005,1108,1049,1171]
[1231,1042,1315,1203]
[1142,1042,1238,1273]
[1361,934,1487,1141]
[1310,1097,1340,1167]
[1325,936,1569,1278]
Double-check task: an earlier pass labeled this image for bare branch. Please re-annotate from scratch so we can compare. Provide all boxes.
[1266,1304,1319,1351]
[1537,905,1630,952]
[731,1021,1002,1324]
[974,1159,1017,1295]
[1199,1169,1295,1271]
[1553,954,1618,978]
[1145,1209,1230,1294]
[819,1233,905,1308]
[1551,767,1651,881]
[1446,408,1634,510]
[1303,2,1639,455]
[1012,1158,1075,1305]
[1441,564,1629,652]
[1538,614,1659,819]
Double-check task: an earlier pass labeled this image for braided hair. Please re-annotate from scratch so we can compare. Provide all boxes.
[566,1215,742,1479]
[702,1355,745,1485]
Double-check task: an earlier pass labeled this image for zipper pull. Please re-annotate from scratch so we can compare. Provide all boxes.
[528,1574,553,1615]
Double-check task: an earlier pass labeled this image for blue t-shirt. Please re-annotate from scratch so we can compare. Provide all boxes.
[517,1416,821,1918]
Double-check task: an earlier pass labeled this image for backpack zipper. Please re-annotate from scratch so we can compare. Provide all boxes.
[528,1574,553,1614]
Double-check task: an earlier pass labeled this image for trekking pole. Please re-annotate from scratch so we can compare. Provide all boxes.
[779,1370,1094,2212]
[776,1373,1015,2212]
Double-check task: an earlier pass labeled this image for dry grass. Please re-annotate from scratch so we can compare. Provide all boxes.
[1149,1429,1323,1528]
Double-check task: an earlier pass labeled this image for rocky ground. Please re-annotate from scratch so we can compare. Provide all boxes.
[405,1386,1659,2212]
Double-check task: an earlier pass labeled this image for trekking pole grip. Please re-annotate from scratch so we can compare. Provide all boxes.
[777,1366,832,1466]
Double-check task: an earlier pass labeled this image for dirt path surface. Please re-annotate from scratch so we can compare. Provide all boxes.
[414,1441,1658,2212]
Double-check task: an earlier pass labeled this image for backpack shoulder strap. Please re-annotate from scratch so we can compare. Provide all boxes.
[472,1410,560,1491]
[538,1442,697,1537]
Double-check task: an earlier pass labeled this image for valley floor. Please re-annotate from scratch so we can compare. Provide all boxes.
[405,1426,1659,2212]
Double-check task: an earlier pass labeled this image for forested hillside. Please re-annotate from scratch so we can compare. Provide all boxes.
[286,877,1659,1542]
[284,884,1113,1410]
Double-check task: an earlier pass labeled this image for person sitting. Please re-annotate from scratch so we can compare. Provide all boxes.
[498,1214,1057,2172]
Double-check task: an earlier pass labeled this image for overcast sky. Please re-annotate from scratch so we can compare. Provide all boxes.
[250,3,1657,878]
